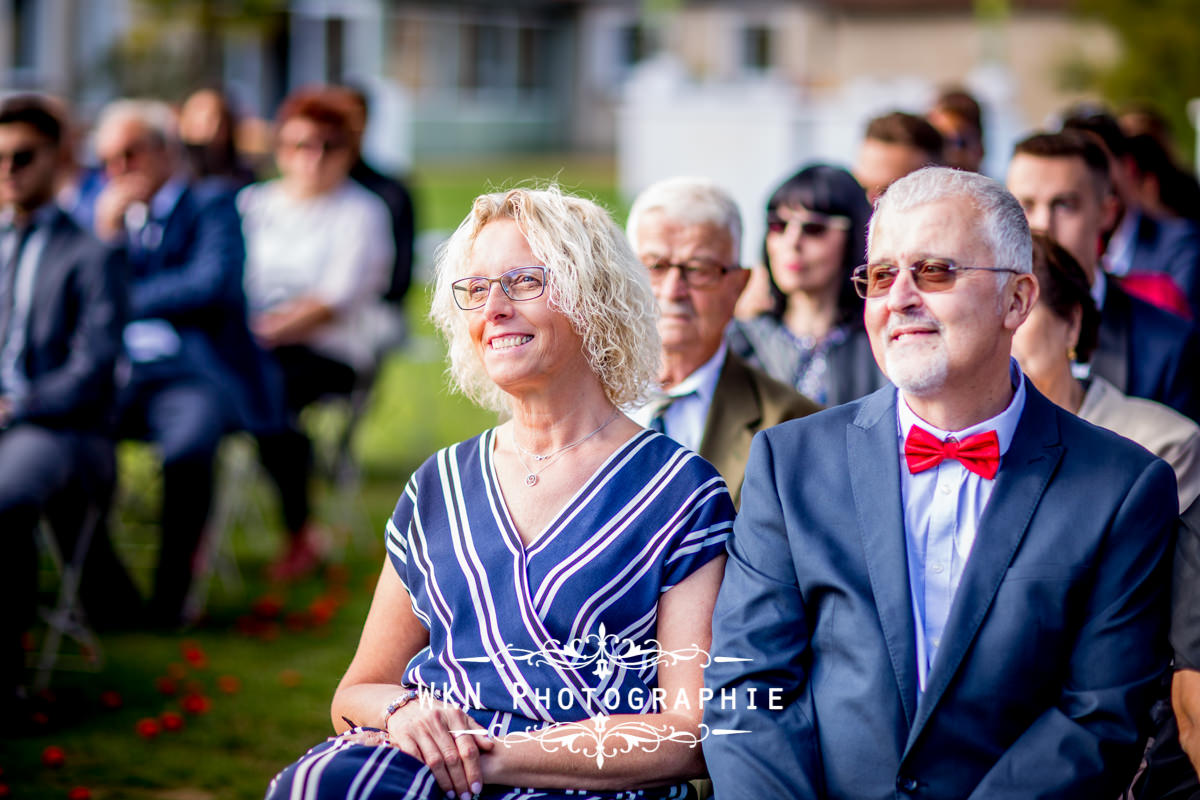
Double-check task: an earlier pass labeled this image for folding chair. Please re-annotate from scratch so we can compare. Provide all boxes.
[183,433,269,622]
[304,370,379,552]
[31,502,105,691]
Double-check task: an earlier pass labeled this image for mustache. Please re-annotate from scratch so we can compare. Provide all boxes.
[658,301,695,316]
[885,312,943,337]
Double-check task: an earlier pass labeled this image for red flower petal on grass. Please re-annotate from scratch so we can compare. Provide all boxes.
[155,677,178,696]
[99,690,123,709]
[251,595,284,619]
[181,641,208,669]
[136,718,161,738]
[0,782,10,797]
[279,669,302,688]
[181,694,212,715]
[41,746,65,768]
[217,675,241,694]
[160,711,185,732]
[68,786,91,800]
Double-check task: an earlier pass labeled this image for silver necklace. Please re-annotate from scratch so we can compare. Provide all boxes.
[512,409,620,487]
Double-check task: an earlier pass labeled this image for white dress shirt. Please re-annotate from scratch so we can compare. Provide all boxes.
[629,343,726,453]
[0,204,56,401]
[897,359,1027,692]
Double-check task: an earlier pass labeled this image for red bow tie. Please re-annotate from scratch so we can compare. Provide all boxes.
[904,426,1001,479]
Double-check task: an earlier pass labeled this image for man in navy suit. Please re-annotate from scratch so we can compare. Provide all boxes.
[704,167,1177,797]
[1007,129,1200,422]
[92,99,281,627]
[0,95,127,711]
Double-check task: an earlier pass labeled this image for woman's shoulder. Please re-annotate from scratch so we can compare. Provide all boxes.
[235,179,282,214]
[627,429,729,493]
[407,430,494,484]
[332,179,392,220]
[1082,377,1200,450]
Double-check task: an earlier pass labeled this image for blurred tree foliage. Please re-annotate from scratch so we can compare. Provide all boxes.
[98,0,286,101]
[1076,0,1200,162]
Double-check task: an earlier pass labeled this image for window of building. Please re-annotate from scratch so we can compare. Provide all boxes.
[742,25,773,72]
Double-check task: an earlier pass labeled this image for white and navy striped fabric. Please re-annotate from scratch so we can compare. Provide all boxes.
[263,428,732,800]
[387,427,733,735]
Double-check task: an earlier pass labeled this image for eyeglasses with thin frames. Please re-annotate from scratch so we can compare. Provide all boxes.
[452,266,547,310]
[280,137,349,157]
[643,259,738,289]
[851,258,1020,299]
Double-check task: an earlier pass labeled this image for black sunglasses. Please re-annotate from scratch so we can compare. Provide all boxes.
[0,147,40,172]
[766,214,851,238]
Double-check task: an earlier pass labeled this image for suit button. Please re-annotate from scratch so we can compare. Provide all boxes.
[896,775,919,792]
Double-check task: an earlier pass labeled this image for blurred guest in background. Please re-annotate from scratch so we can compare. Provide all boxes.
[1012,233,1200,512]
[727,165,888,406]
[93,98,280,626]
[177,87,257,194]
[926,87,985,174]
[1007,130,1200,422]
[238,86,393,579]
[853,111,944,204]
[341,84,416,327]
[0,94,127,710]
[1064,106,1200,318]
[626,176,818,505]
[1126,133,1200,224]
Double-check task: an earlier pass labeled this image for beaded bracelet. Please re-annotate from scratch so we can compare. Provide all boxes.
[382,688,420,728]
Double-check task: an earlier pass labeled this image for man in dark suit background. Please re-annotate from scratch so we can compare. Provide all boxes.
[625,177,818,506]
[0,95,126,712]
[91,99,281,627]
[1007,129,1200,421]
[705,166,1176,797]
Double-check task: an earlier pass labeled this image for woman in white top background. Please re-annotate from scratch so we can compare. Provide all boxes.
[237,86,394,578]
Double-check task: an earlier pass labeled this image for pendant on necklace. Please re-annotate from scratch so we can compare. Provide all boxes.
[525,474,538,487]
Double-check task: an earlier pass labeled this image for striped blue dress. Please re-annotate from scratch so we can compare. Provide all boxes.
[265,428,734,800]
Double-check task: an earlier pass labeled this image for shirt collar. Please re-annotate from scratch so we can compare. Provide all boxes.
[1090,266,1107,311]
[149,176,187,221]
[665,342,727,406]
[1105,210,1138,276]
[2,202,58,232]
[896,358,1027,458]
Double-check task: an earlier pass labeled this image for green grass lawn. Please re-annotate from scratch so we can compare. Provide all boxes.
[1,154,618,800]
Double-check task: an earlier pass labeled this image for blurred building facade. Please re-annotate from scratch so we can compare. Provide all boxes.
[2,0,1114,166]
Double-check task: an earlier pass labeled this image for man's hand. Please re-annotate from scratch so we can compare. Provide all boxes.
[1173,669,1200,778]
[93,175,155,241]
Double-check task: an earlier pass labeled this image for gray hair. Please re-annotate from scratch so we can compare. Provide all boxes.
[93,98,178,151]
[626,176,743,261]
[868,166,1032,281]
[430,186,660,413]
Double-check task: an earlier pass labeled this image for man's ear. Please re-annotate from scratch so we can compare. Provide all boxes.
[1004,272,1039,332]
[728,267,752,301]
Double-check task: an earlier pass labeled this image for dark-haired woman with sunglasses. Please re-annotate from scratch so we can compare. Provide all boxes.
[727,164,888,406]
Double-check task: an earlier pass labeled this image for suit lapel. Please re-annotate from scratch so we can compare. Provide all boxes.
[25,212,70,344]
[699,353,761,496]
[848,386,919,727]
[904,386,1064,753]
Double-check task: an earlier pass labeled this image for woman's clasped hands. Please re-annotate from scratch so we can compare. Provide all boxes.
[386,695,494,799]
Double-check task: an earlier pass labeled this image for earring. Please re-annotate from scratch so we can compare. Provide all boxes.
[1067,346,1077,362]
